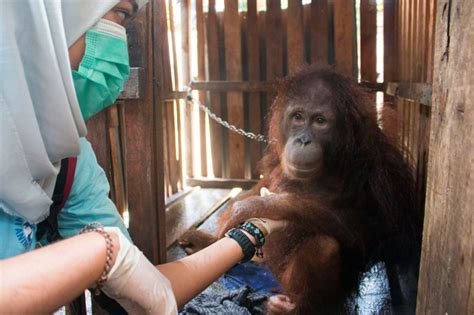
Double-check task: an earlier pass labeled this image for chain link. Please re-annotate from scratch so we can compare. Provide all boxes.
[185,85,276,144]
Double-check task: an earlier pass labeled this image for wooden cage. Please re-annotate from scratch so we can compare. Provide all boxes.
[79,0,472,314]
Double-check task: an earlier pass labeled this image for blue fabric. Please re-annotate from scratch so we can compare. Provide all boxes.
[56,138,130,240]
[0,138,130,259]
[222,262,281,296]
[0,213,36,259]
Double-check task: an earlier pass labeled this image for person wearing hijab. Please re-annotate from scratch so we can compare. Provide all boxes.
[0,0,140,259]
[0,0,289,314]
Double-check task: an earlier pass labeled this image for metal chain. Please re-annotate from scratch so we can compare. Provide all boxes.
[185,85,276,144]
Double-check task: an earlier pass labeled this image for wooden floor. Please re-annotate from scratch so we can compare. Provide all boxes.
[165,187,235,251]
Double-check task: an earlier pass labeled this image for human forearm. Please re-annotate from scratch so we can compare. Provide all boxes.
[157,237,244,308]
[0,231,118,314]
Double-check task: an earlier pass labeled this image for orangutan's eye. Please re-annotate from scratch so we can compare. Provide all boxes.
[292,112,304,122]
[314,116,326,124]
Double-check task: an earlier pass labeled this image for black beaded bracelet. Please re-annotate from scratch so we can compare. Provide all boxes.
[225,228,256,262]
[239,221,266,259]
[240,222,265,246]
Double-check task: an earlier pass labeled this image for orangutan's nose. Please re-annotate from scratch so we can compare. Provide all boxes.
[296,133,311,146]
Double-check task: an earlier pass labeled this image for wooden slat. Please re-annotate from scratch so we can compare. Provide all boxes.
[417,0,436,210]
[415,0,427,206]
[382,0,398,141]
[167,0,183,193]
[151,0,171,262]
[196,0,207,177]
[162,1,179,195]
[333,0,356,76]
[224,0,245,178]
[407,0,415,164]
[412,0,423,206]
[191,80,273,92]
[187,177,258,190]
[118,3,164,267]
[396,0,403,144]
[287,0,305,74]
[162,100,171,198]
[181,0,194,178]
[107,104,126,214]
[310,0,329,65]
[86,112,111,181]
[400,0,408,155]
[265,0,283,81]
[117,102,129,213]
[217,12,229,178]
[385,82,432,106]
[425,0,436,83]
[173,81,385,99]
[265,0,283,125]
[384,0,397,83]
[246,0,262,179]
[206,0,224,178]
[417,0,474,313]
[164,104,179,195]
[360,0,377,82]
[165,188,232,247]
[281,7,288,76]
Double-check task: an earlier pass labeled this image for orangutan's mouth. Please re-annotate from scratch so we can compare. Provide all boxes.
[285,162,319,179]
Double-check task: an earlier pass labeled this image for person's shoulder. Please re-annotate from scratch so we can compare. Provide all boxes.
[78,137,94,155]
[74,137,101,180]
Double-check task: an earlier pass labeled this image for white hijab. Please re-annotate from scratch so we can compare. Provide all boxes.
[0,0,147,224]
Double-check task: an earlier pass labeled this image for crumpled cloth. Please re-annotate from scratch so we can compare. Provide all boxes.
[180,280,268,315]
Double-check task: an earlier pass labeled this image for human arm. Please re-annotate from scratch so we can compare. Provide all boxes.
[0,218,284,314]
[0,231,119,315]
[157,218,286,308]
[157,236,245,308]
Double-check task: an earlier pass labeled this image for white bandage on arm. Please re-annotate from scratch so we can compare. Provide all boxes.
[102,227,177,315]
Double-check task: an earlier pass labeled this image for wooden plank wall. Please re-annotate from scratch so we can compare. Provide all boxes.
[166,0,359,183]
[417,0,473,313]
[85,1,171,313]
[386,0,436,211]
[87,1,173,264]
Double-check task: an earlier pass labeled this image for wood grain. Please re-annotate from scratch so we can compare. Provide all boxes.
[224,0,245,178]
[417,1,473,313]
[333,0,356,76]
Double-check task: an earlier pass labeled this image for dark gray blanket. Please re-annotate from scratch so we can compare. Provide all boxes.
[179,280,268,315]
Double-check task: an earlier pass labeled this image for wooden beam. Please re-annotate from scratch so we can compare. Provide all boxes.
[187,177,258,190]
[151,0,168,263]
[118,67,145,99]
[190,80,274,92]
[417,0,474,313]
[385,82,432,106]
[168,81,432,107]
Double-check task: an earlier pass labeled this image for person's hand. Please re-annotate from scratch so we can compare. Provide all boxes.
[244,217,289,236]
[101,227,177,315]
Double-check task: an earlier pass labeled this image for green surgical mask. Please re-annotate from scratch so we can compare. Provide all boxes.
[72,19,130,120]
